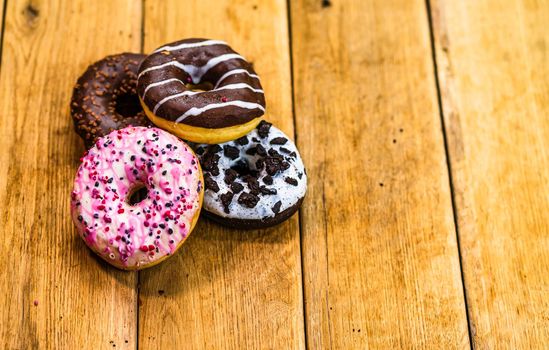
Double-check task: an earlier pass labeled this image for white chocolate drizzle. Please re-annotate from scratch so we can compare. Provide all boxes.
[138,53,245,84]
[153,39,227,53]
[175,101,265,123]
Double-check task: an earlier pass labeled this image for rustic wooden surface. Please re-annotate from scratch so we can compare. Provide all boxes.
[0,1,140,349]
[291,0,468,348]
[0,0,547,349]
[430,0,549,348]
[138,1,304,349]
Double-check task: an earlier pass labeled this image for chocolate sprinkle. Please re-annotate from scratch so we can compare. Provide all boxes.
[70,53,152,148]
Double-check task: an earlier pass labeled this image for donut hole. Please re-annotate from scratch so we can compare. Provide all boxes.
[115,92,142,118]
[127,183,149,205]
[185,81,214,92]
[231,159,259,177]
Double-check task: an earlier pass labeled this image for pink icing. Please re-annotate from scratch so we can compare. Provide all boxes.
[70,126,203,269]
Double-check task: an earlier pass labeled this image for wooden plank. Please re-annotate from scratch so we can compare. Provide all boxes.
[139,1,304,348]
[430,0,549,347]
[0,1,141,348]
[291,0,470,348]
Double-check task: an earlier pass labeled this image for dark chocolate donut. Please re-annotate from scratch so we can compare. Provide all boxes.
[137,39,265,129]
[71,53,152,148]
[193,121,307,229]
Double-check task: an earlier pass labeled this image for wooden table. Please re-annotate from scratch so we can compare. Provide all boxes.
[1,0,547,348]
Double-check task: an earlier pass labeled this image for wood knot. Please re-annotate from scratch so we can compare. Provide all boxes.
[322,0,332,8]
[24,2,40,24]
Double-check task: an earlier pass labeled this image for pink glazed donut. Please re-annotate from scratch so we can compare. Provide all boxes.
[71,126,203,270]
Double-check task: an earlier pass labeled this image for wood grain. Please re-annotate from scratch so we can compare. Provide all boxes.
[138,1,305,348]
[430,0,549,347]
[0,0,141,348]
[290,0,469,348]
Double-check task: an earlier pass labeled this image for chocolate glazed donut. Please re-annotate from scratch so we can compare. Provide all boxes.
[71,53,153,148]
[137,39,266,144]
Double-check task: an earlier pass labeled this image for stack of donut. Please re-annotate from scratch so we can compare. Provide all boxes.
[70,39,307,270]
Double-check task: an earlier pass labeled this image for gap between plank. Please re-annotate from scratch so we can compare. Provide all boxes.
[0,0,8,73]
[285,0,309,348]
[424,0,473,348]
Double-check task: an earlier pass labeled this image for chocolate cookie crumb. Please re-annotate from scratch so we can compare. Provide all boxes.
[204,176,219,192]
[257,120,272,138]
[265,156,287,176]
[231,160,251,176]
[223,145,240,160]
[285,177,298,186]
[272,201,282,214]
[256,144,267,156]
[279,147,291,154]
[230,182,244,193]
[262,175,273,185]
[235,136,249,145]
[270,137,287,145]
[260,186,277,195]
[224,169,238,184]
[202,152,220,176]
[220,191,234,213]
[238,192,259,208]
[268,148,282,157]
[242,175,261,195]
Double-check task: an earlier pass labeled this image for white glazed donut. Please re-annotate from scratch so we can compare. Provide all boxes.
[194,120,307,229]
[71,126,203,270]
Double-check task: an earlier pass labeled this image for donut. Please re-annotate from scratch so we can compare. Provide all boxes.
[137,39,266,144]
[70,126,203,270]
[71,53,153,148]
[194,121,307,229]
